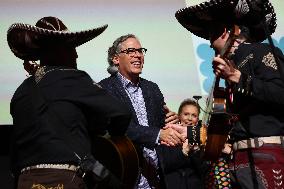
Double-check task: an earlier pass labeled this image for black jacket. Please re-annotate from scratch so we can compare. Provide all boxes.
[230,43,284,140]
[158,145,207,189]
[99,74,167,187]
[10,66,131,174]
[99,74,165,148]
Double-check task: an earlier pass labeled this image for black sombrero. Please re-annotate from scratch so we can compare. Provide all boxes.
[175,0,277,42]
[7,16,108,60]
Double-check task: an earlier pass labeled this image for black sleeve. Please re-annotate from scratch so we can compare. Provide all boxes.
[53,70,131,136]
[126,82,165,148]
[157,145,190,174]
[99,78,163,148]
[126,120,161,148]
[234,46,284,105]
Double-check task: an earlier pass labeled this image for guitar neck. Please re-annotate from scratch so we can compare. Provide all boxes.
[202,76,219,125]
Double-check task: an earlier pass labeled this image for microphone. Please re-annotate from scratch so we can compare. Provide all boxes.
[193,95,202,101]
[192,95,210,115]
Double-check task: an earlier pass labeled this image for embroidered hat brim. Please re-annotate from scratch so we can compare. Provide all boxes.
[175,0,277,42]
[7,21,108,60]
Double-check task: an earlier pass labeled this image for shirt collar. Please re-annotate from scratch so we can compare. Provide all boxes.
[117,72,140,89]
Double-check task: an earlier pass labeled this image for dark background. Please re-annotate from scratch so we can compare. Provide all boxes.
[0,125,14,189]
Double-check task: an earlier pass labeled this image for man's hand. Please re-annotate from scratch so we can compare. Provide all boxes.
[222,143,232,154]
[164,105,179,124]
[212,55,241,83]
[159,125,185,146]
[164,123,188,140]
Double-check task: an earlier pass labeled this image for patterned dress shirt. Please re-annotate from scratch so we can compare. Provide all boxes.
[117,73,159,189]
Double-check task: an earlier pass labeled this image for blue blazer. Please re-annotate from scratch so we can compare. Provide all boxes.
[99,74,166,149]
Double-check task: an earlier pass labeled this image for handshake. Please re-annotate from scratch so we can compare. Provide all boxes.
[160,105,206,147]
[160,105,189,146]
[160,123,188,146]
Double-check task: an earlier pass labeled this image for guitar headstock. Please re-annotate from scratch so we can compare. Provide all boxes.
[220,25,240,58]
[23,60,39,76]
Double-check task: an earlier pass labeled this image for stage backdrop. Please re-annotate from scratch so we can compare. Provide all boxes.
[0,0,284,124]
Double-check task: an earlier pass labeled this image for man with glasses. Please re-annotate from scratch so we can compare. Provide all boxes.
[99,34,184,188]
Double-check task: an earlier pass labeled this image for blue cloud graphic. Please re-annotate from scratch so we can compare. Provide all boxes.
[196,43,214,93]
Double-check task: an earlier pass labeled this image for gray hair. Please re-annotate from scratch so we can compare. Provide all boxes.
[107,34,137,75]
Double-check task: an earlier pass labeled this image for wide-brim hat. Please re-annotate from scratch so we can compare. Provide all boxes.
[7,16,108,60]
[175,0,277,42]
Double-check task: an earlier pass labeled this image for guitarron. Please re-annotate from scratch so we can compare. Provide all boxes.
[92,135,139,188]
[202,25,240,161]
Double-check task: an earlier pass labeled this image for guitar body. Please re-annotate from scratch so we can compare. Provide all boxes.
[204,114,231,161]
[92,135,139,188]
[204,87,232,161]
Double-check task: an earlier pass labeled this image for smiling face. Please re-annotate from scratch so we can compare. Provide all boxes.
[112,37,144,83]
[179,104,199,127]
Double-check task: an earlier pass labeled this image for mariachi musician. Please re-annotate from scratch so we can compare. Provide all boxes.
[7,16,132,189]
[174,0,284,188]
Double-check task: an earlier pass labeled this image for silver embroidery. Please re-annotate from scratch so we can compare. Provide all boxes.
[34,66,75,83]
[235,0,249,18]
[55,17,61,31]
[35,66,47,83]
[266,14,271,23]
[237,53,253,69]
[274,180,282,187]
[274,175,283,180]
[233,163,269,188]
[272,169,283,188]
[38,18,68,32]
[262,52,278,70]
[40,19,57,31]
[273,169,282,174]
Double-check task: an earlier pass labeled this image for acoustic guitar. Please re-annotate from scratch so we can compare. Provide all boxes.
[92,135,139,189]
[202,25,240,161]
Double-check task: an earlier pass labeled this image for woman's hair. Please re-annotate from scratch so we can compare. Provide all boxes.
[178,98,200,115]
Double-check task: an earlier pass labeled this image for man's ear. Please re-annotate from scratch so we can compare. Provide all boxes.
[221,28,228,39]
[112,56,119,66]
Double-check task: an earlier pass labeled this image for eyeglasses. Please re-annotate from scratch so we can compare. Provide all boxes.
[119,48,147,56]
